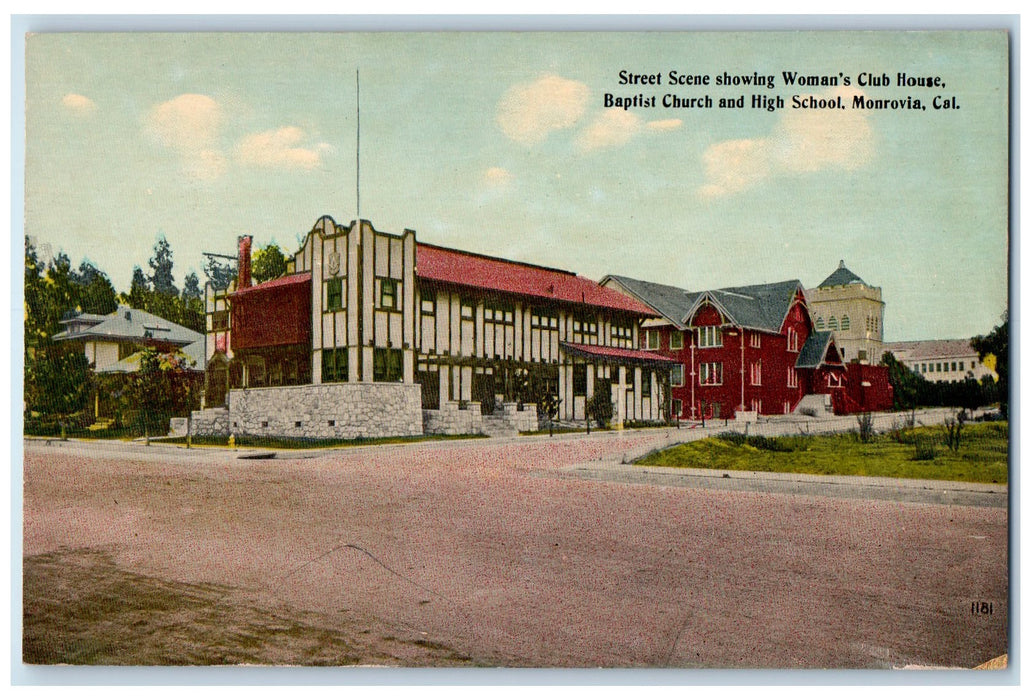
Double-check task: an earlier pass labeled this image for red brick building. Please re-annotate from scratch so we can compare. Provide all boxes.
[603,275,892,419]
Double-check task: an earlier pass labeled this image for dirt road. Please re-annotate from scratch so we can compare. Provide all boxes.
[21,429,1008,668]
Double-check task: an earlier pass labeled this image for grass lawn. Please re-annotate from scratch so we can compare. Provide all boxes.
[636,421,1009,484]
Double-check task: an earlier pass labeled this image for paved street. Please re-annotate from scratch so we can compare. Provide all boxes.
[22,418,1008,669]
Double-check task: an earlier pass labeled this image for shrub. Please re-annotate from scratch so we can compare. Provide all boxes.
[856,412,875,443]
[715,431,747,446]
[913,441,938,461]
[586,392,614,428]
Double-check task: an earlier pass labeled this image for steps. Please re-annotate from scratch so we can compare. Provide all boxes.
[481,413,520,438]
[793,393,834,418]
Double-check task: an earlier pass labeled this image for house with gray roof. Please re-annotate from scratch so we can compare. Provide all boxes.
[53,304,205,373]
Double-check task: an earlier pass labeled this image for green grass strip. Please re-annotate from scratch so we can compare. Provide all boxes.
[636,422,1008,484]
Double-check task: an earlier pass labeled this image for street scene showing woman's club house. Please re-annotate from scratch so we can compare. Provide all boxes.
[20,30,1009,672]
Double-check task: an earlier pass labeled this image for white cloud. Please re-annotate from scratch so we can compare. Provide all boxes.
[145,94,226,180]
[483,166,514,188]
[496,74,589,146]
[146,93,222,153]
[575,109,642,153]
[235,127,330,170]
[61,93,96,115]
[698,139,771,200]
[698,86,875,199]
[646,118,682,132]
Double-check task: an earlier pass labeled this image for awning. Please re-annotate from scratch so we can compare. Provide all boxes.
[560,341,679,366]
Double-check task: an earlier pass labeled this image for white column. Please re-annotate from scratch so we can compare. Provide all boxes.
[616,365,627,429]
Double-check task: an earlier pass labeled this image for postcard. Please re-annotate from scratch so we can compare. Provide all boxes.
[19,28,1010,675]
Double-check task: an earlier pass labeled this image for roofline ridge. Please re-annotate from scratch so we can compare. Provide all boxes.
[417,241,577,277]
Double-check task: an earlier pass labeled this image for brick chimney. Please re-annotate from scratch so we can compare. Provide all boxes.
[237,235,253,290]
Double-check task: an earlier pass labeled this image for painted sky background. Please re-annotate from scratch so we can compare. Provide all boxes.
[24,30,1009,342]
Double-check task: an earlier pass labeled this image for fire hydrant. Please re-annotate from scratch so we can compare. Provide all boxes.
[228,433,236,450]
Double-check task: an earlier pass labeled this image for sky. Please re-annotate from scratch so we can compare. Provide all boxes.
[22,30,1009,342]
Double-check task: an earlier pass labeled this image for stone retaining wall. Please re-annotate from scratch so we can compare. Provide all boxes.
[207,383,423,439]
[423,401,483,435]
[190,407,230,437]
[494,402,538,432]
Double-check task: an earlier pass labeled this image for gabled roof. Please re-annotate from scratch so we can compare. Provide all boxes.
[52,305,203,347]
[601,275,696,327]
[416,244,656,315]
[795,331,841,369]
[703,280,804,333]
[818,260,869,288]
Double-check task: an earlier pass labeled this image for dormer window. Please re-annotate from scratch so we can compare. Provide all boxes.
[697,326,722,348]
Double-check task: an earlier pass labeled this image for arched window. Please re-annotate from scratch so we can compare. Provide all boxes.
[840,315,850,330]
[816,317,825,330]
[829,316,839,331]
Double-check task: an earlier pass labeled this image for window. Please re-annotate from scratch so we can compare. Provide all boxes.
[421,297,435,316]
[827,373,844,388]
[921,363,927,373]
[670,331,684,350]
[532,312,559,330]
[373,348,403,382]
[572,363,587,396]
[787,367,798,388]
[972,360,977,369]
[321,348,348,383]
[645,329,660,350]
[672,399,683,418]
[816,317,826,331]
[828,316,838,331]
[951,362,957,372]
[118,342,136,361]
[786,327,799,352]
[699,362,722,385]
[750,332,761,348]
[573,316,598,343]
[750,361,762,386]
[697,326,722,348]
[671,364,685,386]
[840,315,850,331]
[460,299,475,319]
[379,279,398,310]
[211,310,229,331]
[960,361,965,371]
[326,278,343,311]
[611,324,633,348]
[641,371,652,397]
[485,301,515,326]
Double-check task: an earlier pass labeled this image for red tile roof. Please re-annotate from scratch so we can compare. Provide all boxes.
[416,243,656,315]
[231,272,312,296]
[560,342,678,365]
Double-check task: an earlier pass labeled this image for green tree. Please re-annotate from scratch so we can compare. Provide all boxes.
[252,243,287,284]
[203,256,236,290]
[972,313,1008,417]
[124,266,151,310]
[148,235,178,297]
[70,260,118,315]
[127,347,202,435]
[881,351,923,412]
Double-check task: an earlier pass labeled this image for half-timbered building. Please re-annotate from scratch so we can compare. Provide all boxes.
[195,216,673,439]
